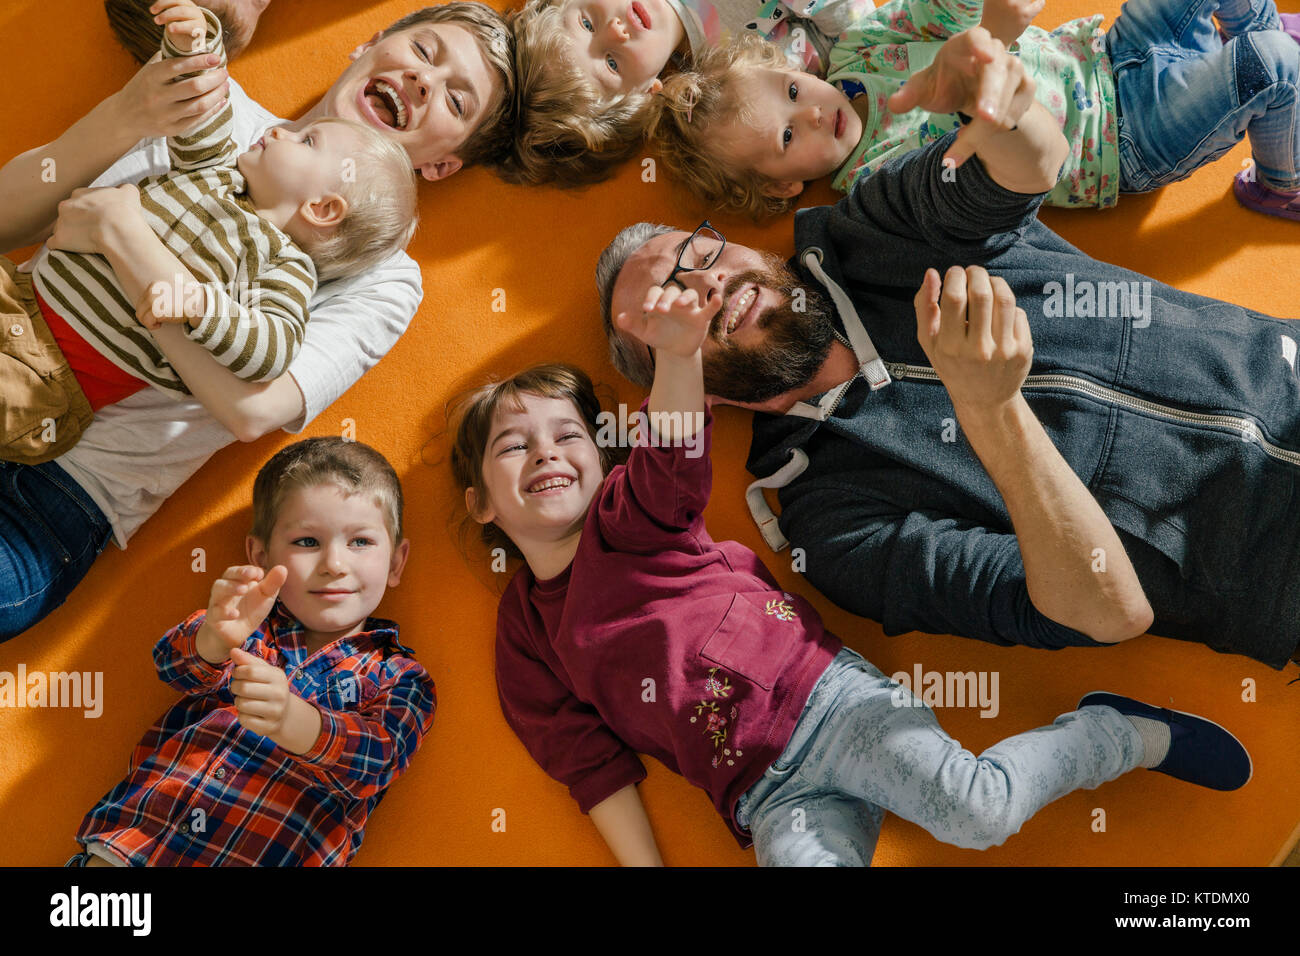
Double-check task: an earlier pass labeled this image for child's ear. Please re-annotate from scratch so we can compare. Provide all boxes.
[299,194,349,230]
[349,31,384,61]
[465,486,495,525]
[246,534,269,569]
[417,156,463,182]
[387,538,411,587]
[761,179,805,199]
[645,77,664,95]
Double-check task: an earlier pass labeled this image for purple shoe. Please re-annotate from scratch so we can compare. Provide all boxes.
[1280,13,1300,45]
[1219,14,1300,44]
[1233,168,1300,222]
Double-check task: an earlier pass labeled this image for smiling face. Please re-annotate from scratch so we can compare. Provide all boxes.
[716,67,862,197]
[610,230,836,403]
[238,120,366,226]
[469,393,606,562]
[560,0,685,96]
[316,22,500,181]
[248,483,409,649]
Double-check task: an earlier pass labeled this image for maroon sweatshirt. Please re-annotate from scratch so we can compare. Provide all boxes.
[494,409,841,846]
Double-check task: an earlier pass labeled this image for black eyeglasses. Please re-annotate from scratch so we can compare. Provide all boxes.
[661,220,727,291]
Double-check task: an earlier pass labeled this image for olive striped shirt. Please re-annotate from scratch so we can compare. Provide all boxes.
[34,13,315,397]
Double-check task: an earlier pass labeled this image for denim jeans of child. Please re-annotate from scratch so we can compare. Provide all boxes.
[1109,0,1300,191]
[0,460,112,642]
[735,648,1143,866]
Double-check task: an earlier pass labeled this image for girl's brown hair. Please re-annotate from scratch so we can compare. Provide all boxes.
[448,363,622,560]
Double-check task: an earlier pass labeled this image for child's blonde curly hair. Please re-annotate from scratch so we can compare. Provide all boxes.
[501,0,657,188]
[646,33,797,221]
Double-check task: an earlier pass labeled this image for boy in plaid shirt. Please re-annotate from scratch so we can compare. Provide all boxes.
[69,437,435,866]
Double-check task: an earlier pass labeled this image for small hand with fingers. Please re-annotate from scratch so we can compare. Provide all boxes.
[615,282,722,362]
[980,0,1045,46]
[152,0,211,54]
[888,28,1037,169]
[196,564,288,664]
[228,646,295,739]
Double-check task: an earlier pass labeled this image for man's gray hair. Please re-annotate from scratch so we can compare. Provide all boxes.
[596,222,676,388]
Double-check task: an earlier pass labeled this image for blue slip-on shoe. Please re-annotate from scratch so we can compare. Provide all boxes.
[1078,692,1252,791]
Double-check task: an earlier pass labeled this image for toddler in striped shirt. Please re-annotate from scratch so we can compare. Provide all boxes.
[0,1,418,465]
[69,437,436,866]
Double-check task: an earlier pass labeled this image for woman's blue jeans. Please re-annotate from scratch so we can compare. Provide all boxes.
[0,460,112,643]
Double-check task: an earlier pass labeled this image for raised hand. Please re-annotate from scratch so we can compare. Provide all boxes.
[888,27,1038,169]
[980,0,1045,46]
[615,283,722,362]
[195,564,288,664]
[152,0,211,54]
[914,265,1033,414]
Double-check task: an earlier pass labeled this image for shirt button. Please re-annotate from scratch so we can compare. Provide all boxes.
[214,767,226,779]
[179,822,191,834]
[8,324,22,336]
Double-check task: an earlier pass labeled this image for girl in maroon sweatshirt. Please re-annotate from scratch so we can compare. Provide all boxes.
[448,280,1249,865]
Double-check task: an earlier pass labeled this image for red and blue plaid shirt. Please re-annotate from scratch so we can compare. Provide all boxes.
[77,602,436,865]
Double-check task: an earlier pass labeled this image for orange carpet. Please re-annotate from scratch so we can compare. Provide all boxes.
[0,0,1296,867]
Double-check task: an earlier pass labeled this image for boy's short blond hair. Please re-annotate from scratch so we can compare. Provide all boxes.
[251,437,404,547]
[646,34,797,221]
[500,0,654,188]
[299,118,419,282]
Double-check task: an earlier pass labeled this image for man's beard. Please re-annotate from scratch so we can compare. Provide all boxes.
[702,253,837,405]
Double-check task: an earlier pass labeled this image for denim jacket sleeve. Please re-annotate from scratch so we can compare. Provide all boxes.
[779,476,1103,650]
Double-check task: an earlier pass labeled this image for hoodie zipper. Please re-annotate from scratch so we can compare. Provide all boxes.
[882,362,1300,469]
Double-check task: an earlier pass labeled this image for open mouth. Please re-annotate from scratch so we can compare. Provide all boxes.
[834,109,845,138]
[630,1,651,30]
[721,286,757,335]
[527,476,574,494]
[363,78,409,130]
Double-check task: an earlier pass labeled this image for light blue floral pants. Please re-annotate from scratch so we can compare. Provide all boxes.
[735,649,1142,866]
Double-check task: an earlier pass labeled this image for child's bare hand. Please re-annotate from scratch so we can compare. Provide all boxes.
[203,564,288,652]
[980,0,1044,46]
[152,0,210,54]
[888,28,1037,169]
[228,647,294,738]
[135,276,206,330]
[616,283,721,361]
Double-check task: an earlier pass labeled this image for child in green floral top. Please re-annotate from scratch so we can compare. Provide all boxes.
[646,0,1300,222]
